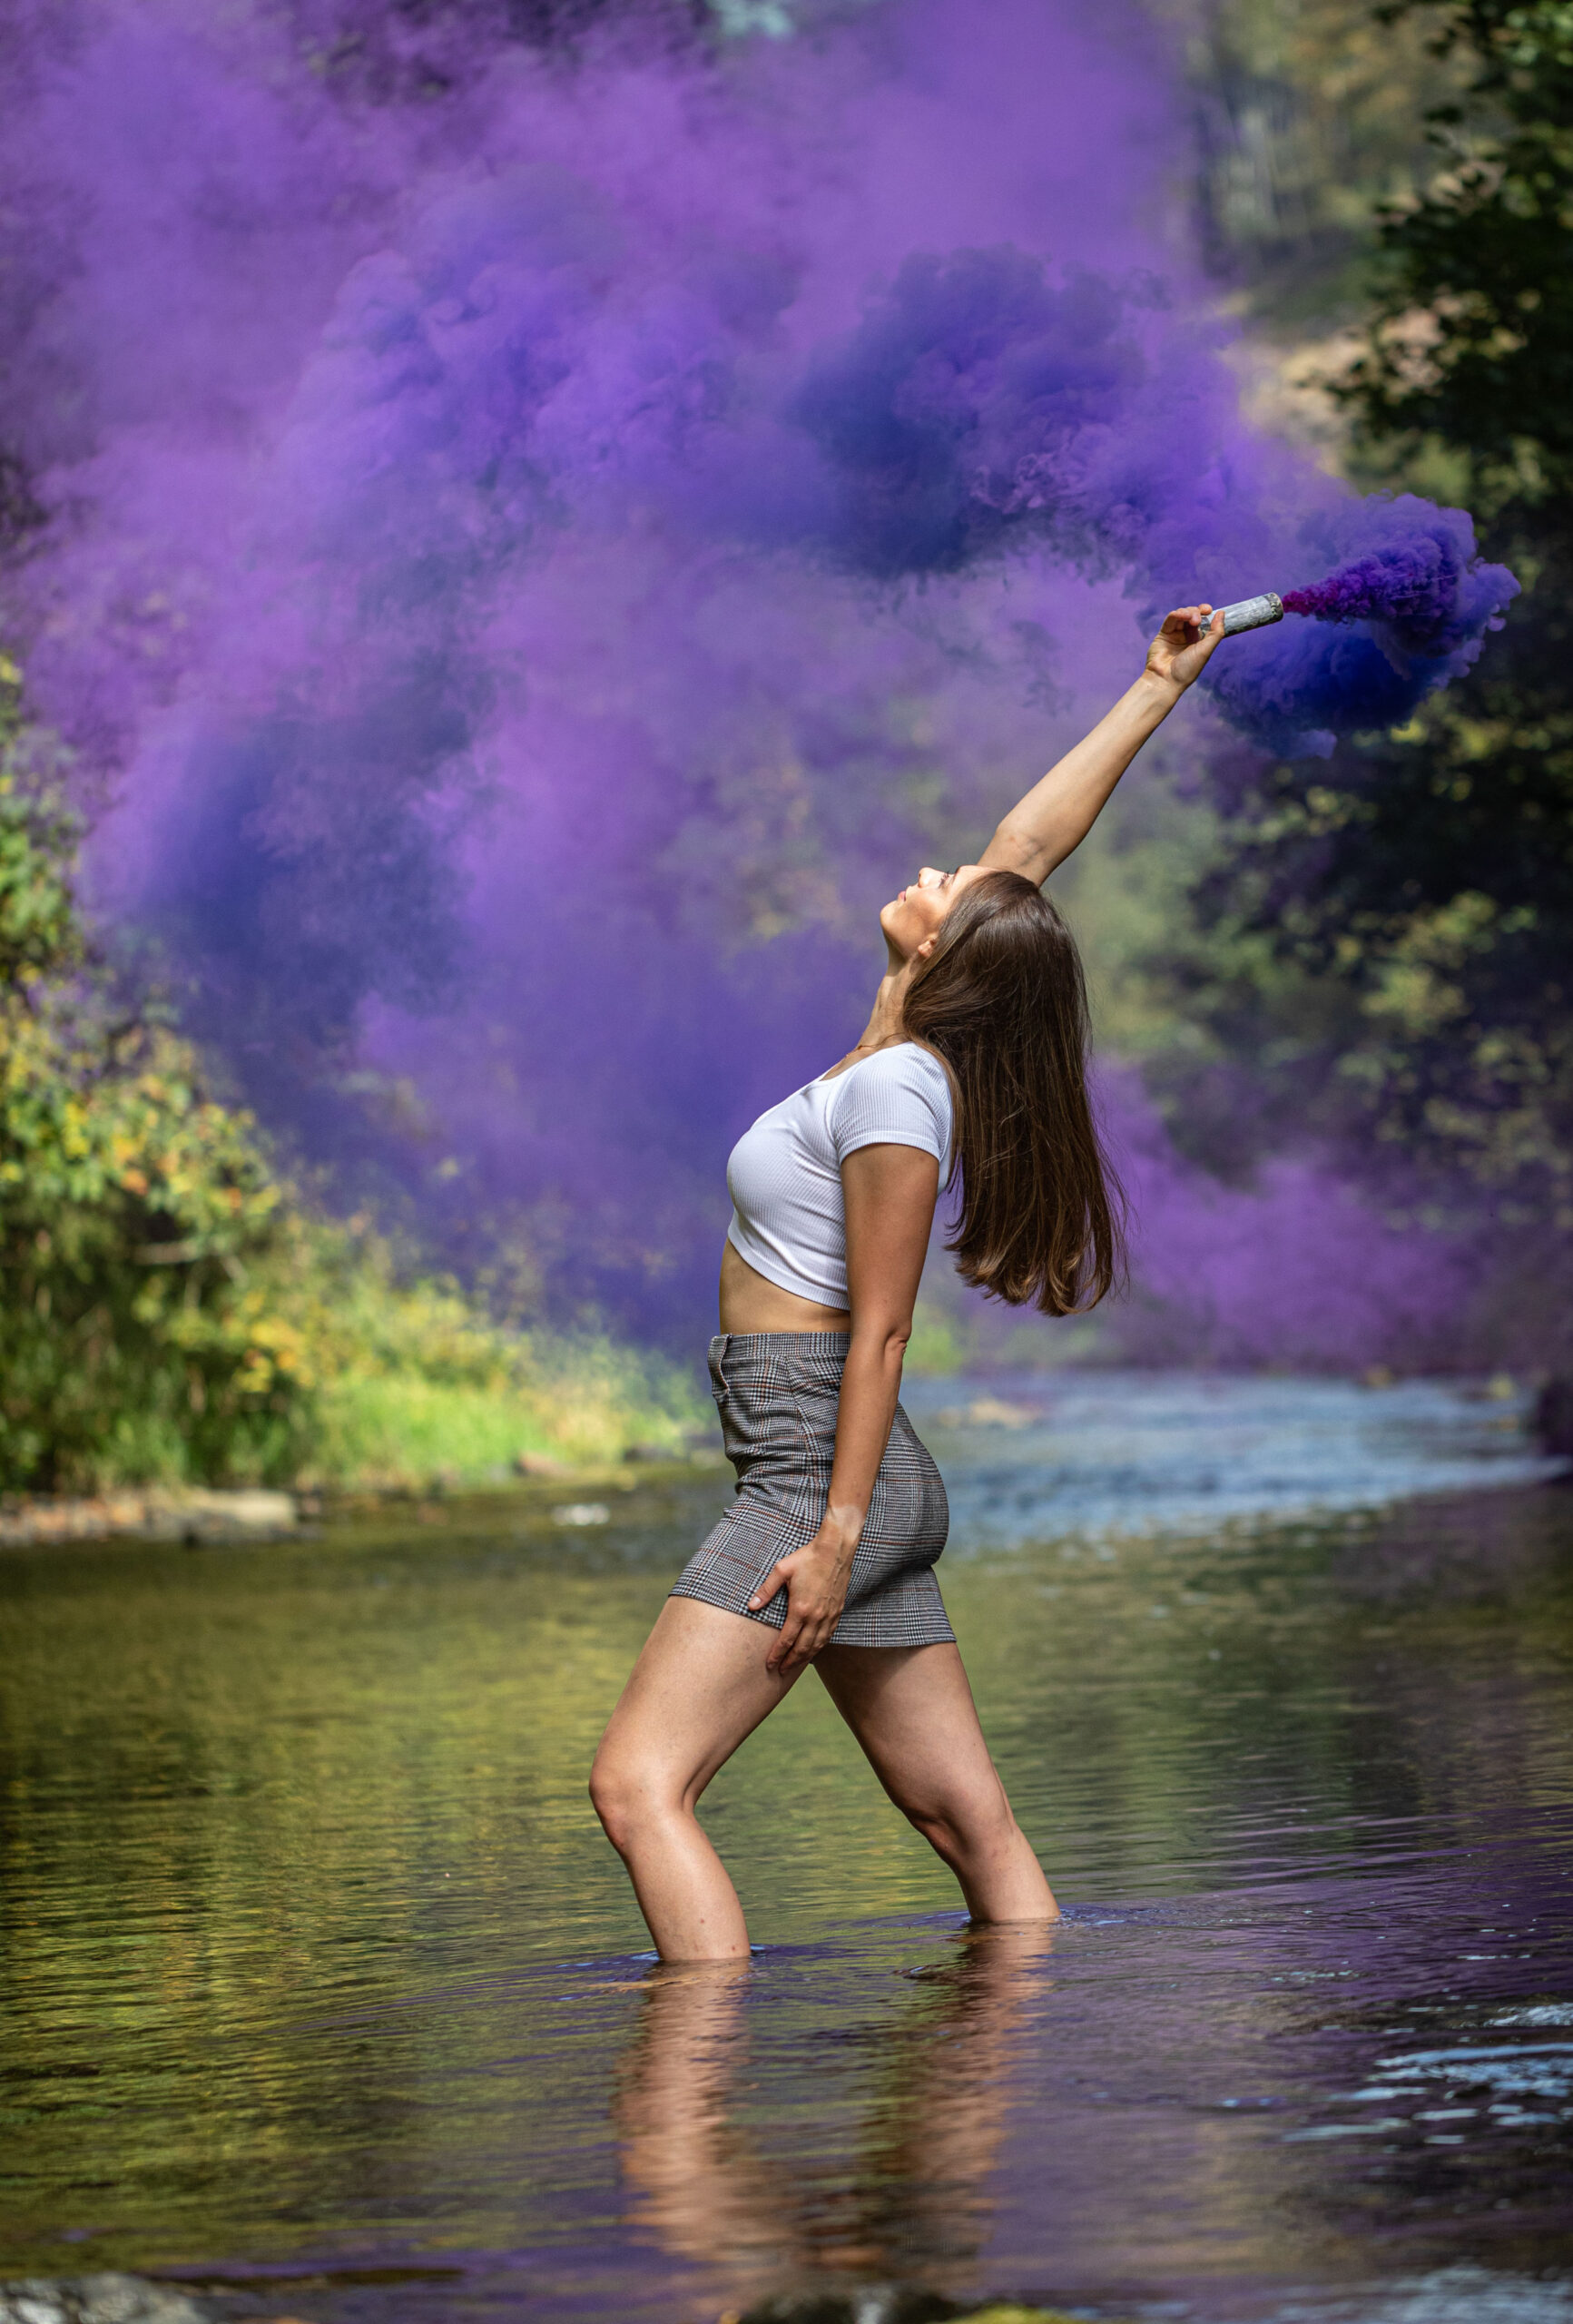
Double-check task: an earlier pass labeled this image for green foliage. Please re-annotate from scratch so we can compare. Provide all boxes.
[1175,0,1573,1280]
[1189,0,1473,318]
[1342,0,1573,499]
[0,691,703,1492]
[0,733,306,1488]
[1194,554,1573,1211]
[0,715,82,980]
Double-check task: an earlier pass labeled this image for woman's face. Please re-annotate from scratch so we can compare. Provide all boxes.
[880,863,987,962]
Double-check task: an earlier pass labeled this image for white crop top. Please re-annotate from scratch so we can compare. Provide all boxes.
[725,1041,954,1307]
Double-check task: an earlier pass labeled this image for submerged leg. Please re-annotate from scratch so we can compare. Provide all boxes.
[815,1640,1057,1923]
[591,1596,802,1961]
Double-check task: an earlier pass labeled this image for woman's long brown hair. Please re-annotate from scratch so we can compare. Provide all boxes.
[901,869,1125,1314]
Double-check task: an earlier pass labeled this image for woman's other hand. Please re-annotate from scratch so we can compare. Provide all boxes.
[750,1513,860,1673]
[1145,604,1223,692]
[745,1142,936,1674]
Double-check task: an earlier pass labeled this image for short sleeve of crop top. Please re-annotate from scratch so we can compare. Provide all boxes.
[827,1044,953,1178]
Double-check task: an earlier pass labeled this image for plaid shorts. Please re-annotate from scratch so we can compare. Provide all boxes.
[671,1331,954,1648]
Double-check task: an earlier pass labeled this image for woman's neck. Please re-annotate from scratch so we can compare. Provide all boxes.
[850,965,911,1055]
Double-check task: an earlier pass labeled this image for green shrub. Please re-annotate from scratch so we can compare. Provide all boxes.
[0,736,309,1487]
[0,682,703,1492]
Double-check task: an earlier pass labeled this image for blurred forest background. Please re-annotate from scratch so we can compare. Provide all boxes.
[1052,0,1572,1364]
[1036,0,1561,1357]
[1,0,1568,1492]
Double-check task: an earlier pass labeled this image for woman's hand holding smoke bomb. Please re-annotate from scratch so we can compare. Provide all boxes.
[1145,603,1226,691]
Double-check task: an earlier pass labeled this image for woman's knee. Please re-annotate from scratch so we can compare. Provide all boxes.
[588,1742,638,1851]
[900,1781,1017,1865]
[589,1740,684,1853]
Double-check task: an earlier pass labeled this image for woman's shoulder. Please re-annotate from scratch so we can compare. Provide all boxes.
[845,1039,951,1100]
[827,1040,953,1134]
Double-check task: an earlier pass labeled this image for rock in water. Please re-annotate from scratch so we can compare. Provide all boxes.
[0,2280,211,2324]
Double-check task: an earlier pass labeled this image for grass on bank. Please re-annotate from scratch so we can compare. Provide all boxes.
[281,1220,707,1491]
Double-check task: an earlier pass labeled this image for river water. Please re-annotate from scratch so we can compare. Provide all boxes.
[3,1374,1571,2324]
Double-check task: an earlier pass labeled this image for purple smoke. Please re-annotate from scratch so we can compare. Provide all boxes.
[1098,1076,1471,1371]
[0,0,1519,1347]
[1200,505,1517,756]
[1281,510,1519,663]
[775,252,1517,752]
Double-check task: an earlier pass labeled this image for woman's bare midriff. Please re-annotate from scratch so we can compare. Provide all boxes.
[719,1240,850,1334]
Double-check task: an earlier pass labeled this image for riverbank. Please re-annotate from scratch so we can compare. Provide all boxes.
[0,1443,729,1549]
[0,1488,301,1548]
[5,1370,1559,1552]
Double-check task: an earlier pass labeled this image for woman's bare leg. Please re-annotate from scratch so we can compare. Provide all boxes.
[814,1641,1057,1922]
[591,1597,803,1961]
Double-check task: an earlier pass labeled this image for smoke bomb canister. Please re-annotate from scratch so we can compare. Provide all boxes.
[1215,592,1284,636]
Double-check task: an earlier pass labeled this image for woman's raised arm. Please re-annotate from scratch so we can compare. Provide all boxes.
[978,604,1225,889]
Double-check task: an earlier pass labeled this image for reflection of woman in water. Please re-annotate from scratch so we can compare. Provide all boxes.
[592,607,1227,1959]
[614,1927,1052,2316]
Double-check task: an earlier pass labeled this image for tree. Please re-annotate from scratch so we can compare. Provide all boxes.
[1189,0,1573,1332]
[1345,0,1573,499]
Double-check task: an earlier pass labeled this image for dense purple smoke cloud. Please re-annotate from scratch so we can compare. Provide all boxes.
[781,253,1516,753]
[0,0,1499,1349]
[1281,511,1519,665]
[1199,496,1517,758]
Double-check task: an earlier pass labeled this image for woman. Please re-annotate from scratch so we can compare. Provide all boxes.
[591,602,1226,1959]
